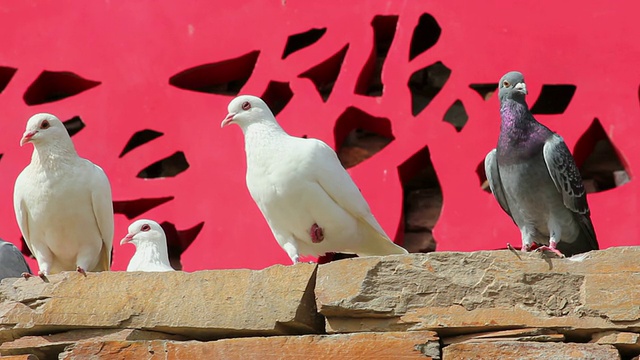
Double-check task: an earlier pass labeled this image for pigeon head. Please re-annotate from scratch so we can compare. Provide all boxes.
[121,219,166,246]
[498,71,528,102]
[221,95,275,129]
[20,113,69,147]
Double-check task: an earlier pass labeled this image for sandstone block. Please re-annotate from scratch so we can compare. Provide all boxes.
[60,331,440,360]
[316,247,640,335]
[0,329,184,359]
[591,331,640,358]
[0,355,38,360]
[443,341,620,360]
[0,263,323,343]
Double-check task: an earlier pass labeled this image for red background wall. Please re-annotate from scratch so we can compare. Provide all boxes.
[0,1,638,272]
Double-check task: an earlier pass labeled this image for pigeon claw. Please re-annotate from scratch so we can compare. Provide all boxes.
[37,271,49,282]
[76,266,87,277]
[310,223,324,243]
[536,244,565,258]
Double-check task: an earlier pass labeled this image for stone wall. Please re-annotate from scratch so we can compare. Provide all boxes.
[0,247,638,359]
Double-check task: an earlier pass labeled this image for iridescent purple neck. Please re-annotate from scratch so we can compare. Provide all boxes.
[497,98,550,161]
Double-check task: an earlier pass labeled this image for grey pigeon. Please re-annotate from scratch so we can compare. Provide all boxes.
[0,239,31,281]
[221,95,408,264]
[484,71,599,257]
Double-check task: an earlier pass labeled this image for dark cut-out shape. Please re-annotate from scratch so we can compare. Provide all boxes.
[397,145,442,253]
[169,51,260,95]
[63,116,85,137]
[469,83,498,100]
[0,66,17,94]
[113,196,175,220]
[530,84,576,114]
[443,100,469,132]
[574,118,629,193]
[119,129,164,158]
[299,44,349,102]
[476,160,491,193]
[355,15,399,96]
[334,107,394,169]
[409,13,441,61]
[282,28,327,59]
[23,70,101,106]
[0,154,3,161]
[137,151,190,179]
[408,61,451,116]
[261,81,293,116]
[160,221,205,271]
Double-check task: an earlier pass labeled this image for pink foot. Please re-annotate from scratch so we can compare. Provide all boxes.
[76,266,87,277]
[536,242,565,258]
[310,223,324,243]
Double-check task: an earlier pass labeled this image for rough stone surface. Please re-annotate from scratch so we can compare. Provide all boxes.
[591,331,640,358]
[442,328,564,345]
[0,263,323,343]
[59,331,440,360]
[0,329,184,359]
[0,355,38,360]
[443,341,620,360]
[316,247,640,335]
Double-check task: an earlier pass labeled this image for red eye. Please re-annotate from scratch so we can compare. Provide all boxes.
[141,224,151,232]
[41,120,50,129]
[242,101,251,111]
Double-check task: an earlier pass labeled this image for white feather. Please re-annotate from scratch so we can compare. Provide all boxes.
[223,95,408,264]
[13,113,113,276]
[122,219,174,272]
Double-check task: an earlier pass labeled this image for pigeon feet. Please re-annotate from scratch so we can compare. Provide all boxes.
[310,223,324,243]
[25,270,49,282]
[536,242,565,258]
[76,266,87,277]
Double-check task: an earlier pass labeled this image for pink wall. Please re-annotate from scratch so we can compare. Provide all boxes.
[1,1,638,272]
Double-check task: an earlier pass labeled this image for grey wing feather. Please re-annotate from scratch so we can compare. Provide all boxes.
[543,134,598,251]
[484,149,512,216]
[542,134,588,214]
[0,240,31,280]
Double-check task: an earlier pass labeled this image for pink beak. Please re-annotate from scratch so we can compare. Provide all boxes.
[120,234,134,245]
[20,131,36,146]
[220,113,235,128]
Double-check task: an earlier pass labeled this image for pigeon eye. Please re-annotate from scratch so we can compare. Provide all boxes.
[141,224,151,232]
[503,80,510,88]
[40,120,50,129]
[242,101,251,111]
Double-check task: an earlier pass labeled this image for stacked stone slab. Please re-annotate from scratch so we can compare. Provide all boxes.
[0,247,638,359]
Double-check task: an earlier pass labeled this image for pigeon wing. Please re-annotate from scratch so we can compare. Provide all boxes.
[484,148,512,217]
[308,139,391,240]
[13,173,33,256]
[542,134,588,214]
[88,163,114,271]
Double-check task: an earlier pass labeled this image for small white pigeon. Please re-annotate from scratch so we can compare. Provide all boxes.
[121,219,174,272]
[13,113,114,279]
[221,95,408,264]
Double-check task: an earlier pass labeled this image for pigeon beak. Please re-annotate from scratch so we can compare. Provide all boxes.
[221,113,236,128]
[20,131,36,146]
[120,234,135,245]
[515,82,528,95]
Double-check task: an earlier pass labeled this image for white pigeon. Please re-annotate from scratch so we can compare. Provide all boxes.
[13,113,114,279]
[221,95,408,264]
[121,219,174,272]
